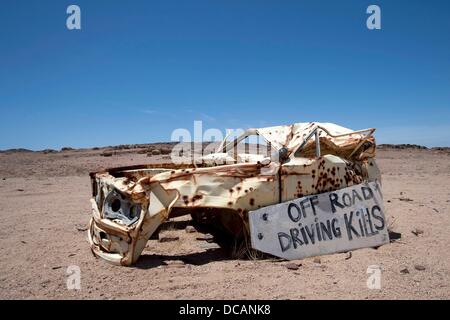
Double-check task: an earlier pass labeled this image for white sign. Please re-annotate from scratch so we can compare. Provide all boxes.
[249,181,389,260]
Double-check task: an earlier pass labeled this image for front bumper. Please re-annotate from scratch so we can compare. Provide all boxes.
[88,180,179,266]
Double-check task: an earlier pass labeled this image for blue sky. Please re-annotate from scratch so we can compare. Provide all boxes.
[1,0,449,150]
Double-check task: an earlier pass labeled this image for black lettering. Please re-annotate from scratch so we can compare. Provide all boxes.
[300,226,309,245]
[352,189,363,203]
[365,207,378,236]
[290,228,304,248]
[287,203,302,222]
[331,218,342,238]
[299,198,311,218]
[310,195,319,216]
[360,210,368,236]
[304,225,316,244]
[278,232,291,252]
[316,222,322,242]
[361,186,374,200]
[342,193,352,207]
[320,220,333,240]
[371,205,385,230]
[344,212,360,241]
[329,193,344,213]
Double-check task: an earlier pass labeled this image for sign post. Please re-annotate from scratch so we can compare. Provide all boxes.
[249,181,389,260]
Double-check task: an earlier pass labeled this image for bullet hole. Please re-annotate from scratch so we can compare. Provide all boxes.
[111,199,121,212]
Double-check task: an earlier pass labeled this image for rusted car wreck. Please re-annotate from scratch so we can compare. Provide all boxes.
[88,122,380,266]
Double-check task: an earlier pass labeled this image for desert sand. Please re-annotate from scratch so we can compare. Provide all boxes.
[0,145,449,299]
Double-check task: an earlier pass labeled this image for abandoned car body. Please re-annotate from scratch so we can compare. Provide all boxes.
[88,122,380,266]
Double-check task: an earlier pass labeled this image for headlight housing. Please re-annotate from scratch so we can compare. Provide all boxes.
[103,190,141,225]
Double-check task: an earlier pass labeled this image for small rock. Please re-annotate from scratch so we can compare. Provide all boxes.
[196,233,214,241]
[432,208,439,213]
[411,228,424,236]
[21,240,27,244]
[387,200,391,203]
[389,230,402,241]
[68,253,76,257]
[185,225,196,233]
[285,263,300,270]
[76,225,88,232]
[400,268,410,274]
[313,257,321,264]
[151,149,162,156]
[199,242,220,250]
[52,266,62,270]
[163,260,185,268]
[160,148,172,155]
[17,189,24,192]
[101,151,113,157]
[414,264,426,271]
[345,252,352,260]
[2,178,5,181]
[399,197,413,202]
[158,232,180,242]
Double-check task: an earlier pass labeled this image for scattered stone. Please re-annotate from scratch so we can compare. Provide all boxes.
[388,230,402,242]
[76,225,88,232]
[399,197,413,202]
[313,257,321,264]
[42,149,57,154]
[196,233,214,242]
[160,148,172,155]
[101,151,113,157]
[285,263,301,270]
[17,189,24,192]
[151,149,161,156]
[21,240,27,244]
[414,264,426,271]
[432,208,439,213]
[52,266,62,270]
[400,268,410,274]
[40,280,51,288]
[185,225,196,233]
[68,253,76,257]
[387,200,391,203]
[158,232,179,242]
[2,178,5,181]
[163,260,185,268]
[345,252,352,260]
[411,228,424,236]
[199,242,220,250]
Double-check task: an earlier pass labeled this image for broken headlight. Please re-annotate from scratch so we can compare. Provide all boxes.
[103,190,141,226]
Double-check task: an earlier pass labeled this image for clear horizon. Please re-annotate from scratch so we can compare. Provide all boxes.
[1,0,449,150]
